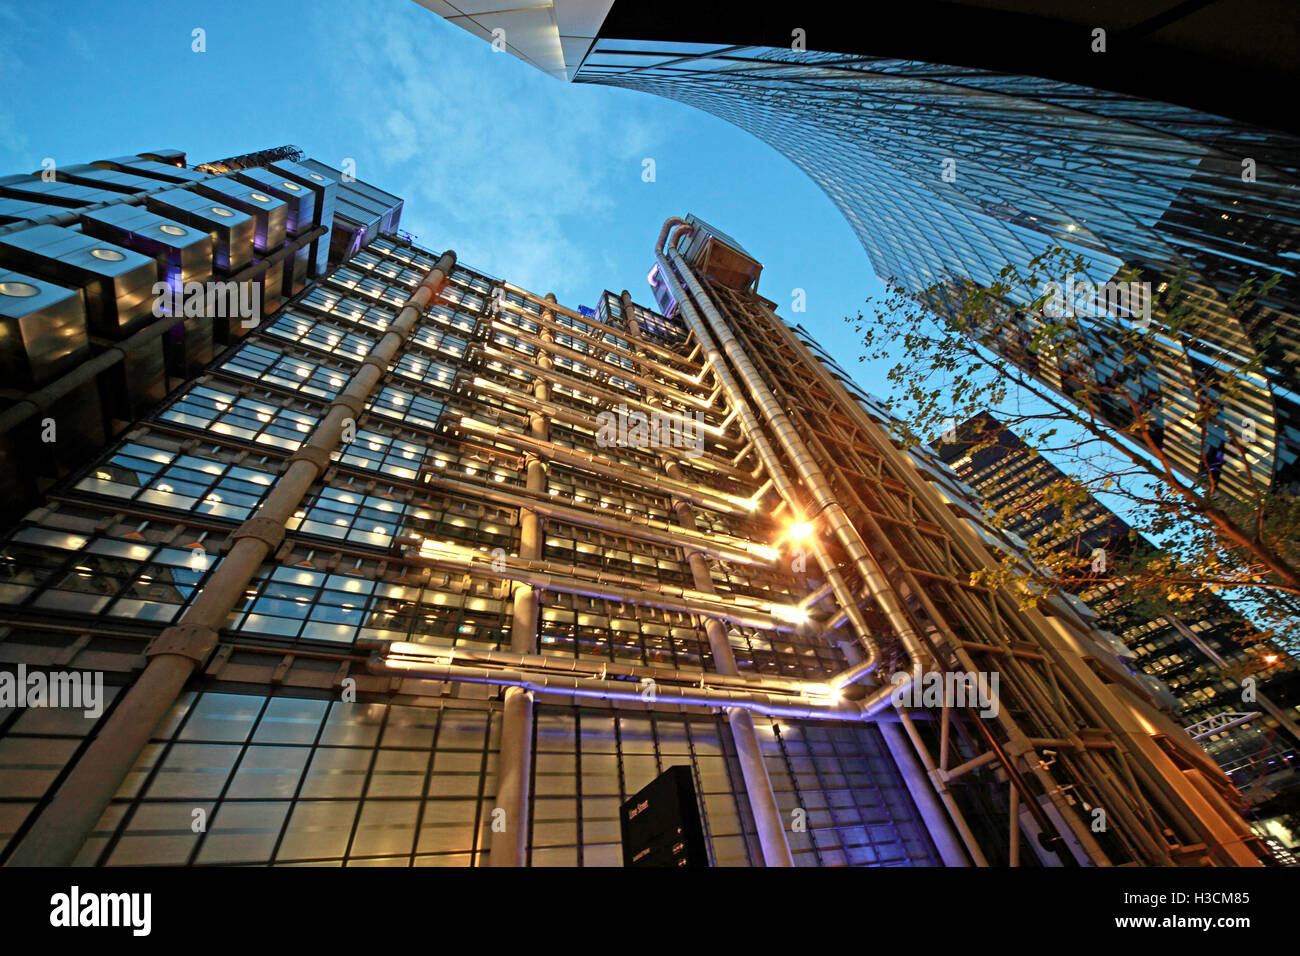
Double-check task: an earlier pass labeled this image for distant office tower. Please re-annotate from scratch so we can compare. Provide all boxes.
[931,412,1300,795]
[429,2,1300,503]
[0,148,1271,867]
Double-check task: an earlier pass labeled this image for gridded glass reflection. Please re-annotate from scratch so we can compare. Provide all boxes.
[0,681,122,858]
[754,719,939,867]
[82,691,502,867]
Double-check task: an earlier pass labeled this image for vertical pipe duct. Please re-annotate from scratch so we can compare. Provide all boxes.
[490,292,555,866]
[7,251,456,867]
[663,241,927,690]
[620,290,792,866]
[653,234,912,702]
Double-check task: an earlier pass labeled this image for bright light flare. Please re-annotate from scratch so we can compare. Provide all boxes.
[788,521,814,541]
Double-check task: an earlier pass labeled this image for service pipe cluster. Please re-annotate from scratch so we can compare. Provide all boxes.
[652,222,928,700]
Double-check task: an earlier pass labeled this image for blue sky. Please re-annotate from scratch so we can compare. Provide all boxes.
[0,0,890,392]
[0,1,1274,629]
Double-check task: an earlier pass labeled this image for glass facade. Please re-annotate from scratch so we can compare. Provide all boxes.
[0,144,1274,867]
[0,150,943,867]
[572,43,1300,500]
[931,412,1300,797]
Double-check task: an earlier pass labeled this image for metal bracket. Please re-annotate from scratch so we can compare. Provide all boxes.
[147,623,220,665]
[287,444,333,473]
[329,393,366,419]
[232,515,287,551]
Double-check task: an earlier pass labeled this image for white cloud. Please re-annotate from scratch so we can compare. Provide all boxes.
[309,1,673,298]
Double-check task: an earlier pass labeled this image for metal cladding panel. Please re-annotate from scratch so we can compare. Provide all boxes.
[326,217,371,265]
[299,158,404,266]
[163,313,214,378]
[0,429,37,521]
[106,333,167,423]
[146,188,255,272]
[257,255,285,316]
[231,168,315,236]
[0,268,89,388]
[193,177,288,253]
[36,378,106,481]
[55,164,158,195]
[383,200,403,235]
[138,148,186,165]
[0,196,67,226]
[0,174,122,209]
[0,225,157,337]
[681,214,762,291]
[0,376,104,526]
[281,245,310,299]
[269,159,337,276]
[96,158,207,184]
[79,204,214,287]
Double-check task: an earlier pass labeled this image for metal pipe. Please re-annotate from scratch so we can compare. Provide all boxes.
[495,302,705,387]
[490,290,554,867]
[466,374,748,475]
[897,710,991,866]
[880,721,971,866]
[662,459,792,866]
[456,413,754,515]
[405,539,804,633]
[419,468,774,566]
[662,239,929,692]
[653,236,890,684]
[833,625,968,867]
[1009,785,1021,866]
[374,654,872,721]
[6,250,456,867]
[763,300,1132,863]
[489,319,711,409]
[371,640,816,695]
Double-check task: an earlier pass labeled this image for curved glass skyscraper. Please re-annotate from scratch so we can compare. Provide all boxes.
[576,44,1300,500]
[427,3,1300,501]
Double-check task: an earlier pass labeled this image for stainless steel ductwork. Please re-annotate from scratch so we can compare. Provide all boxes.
[79,204,216,377]
[53,163,159,195]
[232,168,316,296]
[0,267,88,387]
[79,204,214,287]
[94,157,208,184]
[0,173,121,209]
[193,177,288,253]
[0,268,102,506]
[0,196,68,226]
[146,187,255,272]
[0,224,157,338]
[192,177,288,312]
[269,159,337,277]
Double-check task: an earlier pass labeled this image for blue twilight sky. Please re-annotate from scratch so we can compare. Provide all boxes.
[0,0,891,391]
[4,1,1266,626]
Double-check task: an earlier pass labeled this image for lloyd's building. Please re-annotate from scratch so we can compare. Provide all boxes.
[0,140,1272,867]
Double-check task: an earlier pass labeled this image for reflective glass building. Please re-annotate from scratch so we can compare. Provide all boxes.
[429,2,1300,502]
[0,148,1276,868]
[577,45,1300,503]
[933,413,1300,799]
